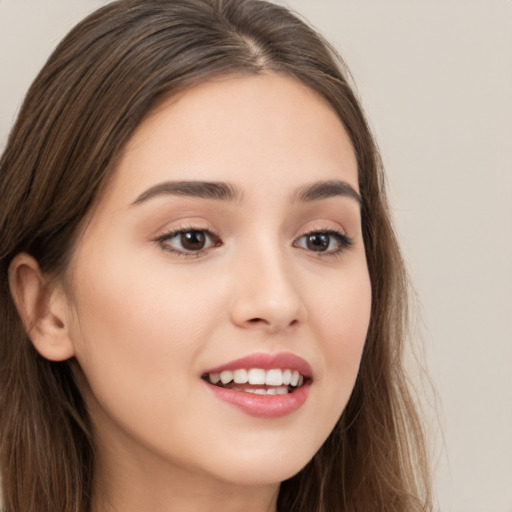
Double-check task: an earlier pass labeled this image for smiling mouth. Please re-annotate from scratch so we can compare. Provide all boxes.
[202,368,308,395]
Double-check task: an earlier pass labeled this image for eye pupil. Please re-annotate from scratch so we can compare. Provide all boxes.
[181,231,206,250]
[306,233,329,251]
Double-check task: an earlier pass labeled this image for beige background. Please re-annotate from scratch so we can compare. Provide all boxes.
[1,1,511,511]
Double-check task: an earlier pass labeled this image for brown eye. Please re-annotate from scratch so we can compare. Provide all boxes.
[305,233,330,252]
[157,228,221,255]
[181,230,207,251]
[293,230,353,256]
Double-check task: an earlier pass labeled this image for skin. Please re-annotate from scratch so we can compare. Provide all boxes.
[11,73,372,512]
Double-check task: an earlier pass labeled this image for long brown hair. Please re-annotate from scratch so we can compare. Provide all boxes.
[0,1,431,510]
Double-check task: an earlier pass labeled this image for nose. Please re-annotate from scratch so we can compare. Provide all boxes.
[229,248,307,333]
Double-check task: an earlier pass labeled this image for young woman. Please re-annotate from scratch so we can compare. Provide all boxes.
[0,1,431,511]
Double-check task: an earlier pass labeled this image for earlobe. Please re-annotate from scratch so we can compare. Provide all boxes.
[8,253,76,361]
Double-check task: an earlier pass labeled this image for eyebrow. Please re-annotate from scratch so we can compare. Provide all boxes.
[132,181,243,205]
[292,180,362,205]
[131,179,361,206]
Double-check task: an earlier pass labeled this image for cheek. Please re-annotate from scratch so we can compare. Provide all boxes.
[325,285,371,356]
[70,249,219,356]
[309,264,372,394]
[66,255,220,414]
[66,259,229,459]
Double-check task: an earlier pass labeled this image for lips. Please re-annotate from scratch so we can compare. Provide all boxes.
[202,352,312,418]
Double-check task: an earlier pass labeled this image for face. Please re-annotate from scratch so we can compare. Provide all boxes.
[63,73,371,489]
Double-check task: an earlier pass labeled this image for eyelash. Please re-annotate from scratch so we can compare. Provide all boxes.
[155,227,221,258]
[294,229,353,257]
[154,227,353,258]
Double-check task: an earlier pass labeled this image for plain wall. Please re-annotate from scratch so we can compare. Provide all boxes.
[1,1,511,511]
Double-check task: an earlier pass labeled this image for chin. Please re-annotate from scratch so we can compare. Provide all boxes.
[201,444,315,487]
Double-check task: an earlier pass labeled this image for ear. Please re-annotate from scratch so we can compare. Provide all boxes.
[8,253,75,361]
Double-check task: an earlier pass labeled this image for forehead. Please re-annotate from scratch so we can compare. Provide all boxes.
[102,72,359,208]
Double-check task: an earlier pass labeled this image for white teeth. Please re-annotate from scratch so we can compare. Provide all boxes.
[248,368,266,385]
[220,370,233,384]
[245,387,289,395]
[209,373,221,384]
[282,369,292,385]
[233,369,248,384]
[244,386,288,395]
[208,368,306,387]
[265,369,283,386]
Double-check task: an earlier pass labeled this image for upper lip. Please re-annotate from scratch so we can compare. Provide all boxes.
[203,352,313,379]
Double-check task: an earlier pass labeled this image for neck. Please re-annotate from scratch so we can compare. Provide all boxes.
[90,427,279,512]
[93,479,279,512]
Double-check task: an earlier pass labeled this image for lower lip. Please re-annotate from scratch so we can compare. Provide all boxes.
[204,381,311,419]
